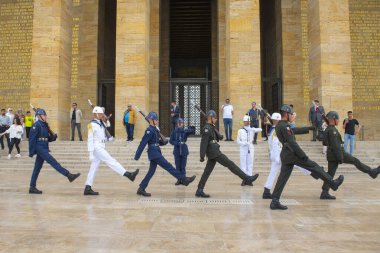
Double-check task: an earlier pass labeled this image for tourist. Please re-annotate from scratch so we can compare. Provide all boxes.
[221,98,234,141]
[343,111,360,155]
[0,117,23,159]
[123,104,137,141]
[308,100,325,141]
[70,102,83,141]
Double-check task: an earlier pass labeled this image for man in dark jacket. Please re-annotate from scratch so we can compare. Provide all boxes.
[308,100,325,141]
[320,111,380,199]
[196,110,259,198]
[270,105,344,210]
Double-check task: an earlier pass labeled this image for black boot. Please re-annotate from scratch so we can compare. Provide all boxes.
[29,186,42,194]
[67,172,81,183]
[262,187,272,199]
[245,174,259,185]
[241,180,246,186]
[320,190,336,200]
[137,187,151,197]
[84,185,99,195]
[330,175,344,191]
[270,198,288,210]
[181,175,196,186]
[124,169,139,182]
[175,179,181,186]
[369,166,380,179]
[195,188,210,198]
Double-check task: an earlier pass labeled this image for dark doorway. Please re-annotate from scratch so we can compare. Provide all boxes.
[159,0,218,136]
[260,0,283,114]
[97,0,116,135]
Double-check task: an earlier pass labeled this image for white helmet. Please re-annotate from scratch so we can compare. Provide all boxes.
[92,106,104,114]
[243,115,250,122]
[271,112,281,121]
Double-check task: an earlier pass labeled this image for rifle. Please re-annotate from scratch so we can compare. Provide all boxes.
[256,104,273,125]
[87,99,113,140]
[30,104,58,141]
[134,106,168,145]
[193,104,224,140]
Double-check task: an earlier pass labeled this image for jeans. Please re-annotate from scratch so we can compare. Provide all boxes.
[223,118,233,140]
[71,120,83,141]
[344,133,355,155]
[126,123,135,140]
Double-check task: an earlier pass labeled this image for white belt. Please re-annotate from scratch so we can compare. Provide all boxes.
[94,139,107,143]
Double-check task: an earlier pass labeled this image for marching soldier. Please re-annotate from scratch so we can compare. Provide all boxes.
[134,112,196,197]
[263,112,311,199]
[320,111,380,199]
[169,118,195,185]
[28,108,80,194]
[236,115,262,185]
[84,106,139,195]
[196,110,259,198]
[270,105,345,210]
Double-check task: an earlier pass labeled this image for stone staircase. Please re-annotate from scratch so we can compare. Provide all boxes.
[1,139,379,176]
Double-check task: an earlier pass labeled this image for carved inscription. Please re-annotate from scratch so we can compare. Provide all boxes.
[0,0,34,110]
[350,0,380,111]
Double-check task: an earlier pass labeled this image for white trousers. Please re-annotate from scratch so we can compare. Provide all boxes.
[85,148,127,186]
[240,145,254,176]
[264,160,311,190]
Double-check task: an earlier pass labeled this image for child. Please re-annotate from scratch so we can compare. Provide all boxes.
[24,111,34,139]
[0,118,23,159]
[169,118,195,185]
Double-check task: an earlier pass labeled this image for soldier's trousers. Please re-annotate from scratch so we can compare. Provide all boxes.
[30,151,69,187]
[322,152,372,191]
[272,157,335,200]
[174,155,187,177]
[140,156,184,190]
[198,153,247,189]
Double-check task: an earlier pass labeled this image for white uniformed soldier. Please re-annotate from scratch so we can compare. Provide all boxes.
[263,113,311,199]
[84,106,139,195]
[236,115,262,185]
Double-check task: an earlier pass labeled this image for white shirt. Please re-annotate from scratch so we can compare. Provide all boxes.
[87,120,107,152]
[237,126,262,147]
[222,104,233,119]
[6,113,14,124]
[6,124,23,139]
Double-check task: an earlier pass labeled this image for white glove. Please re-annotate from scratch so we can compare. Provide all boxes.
[108,136,114,143]
[89,152,94,161]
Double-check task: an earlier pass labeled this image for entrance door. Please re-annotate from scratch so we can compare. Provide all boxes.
[170,78,214,135]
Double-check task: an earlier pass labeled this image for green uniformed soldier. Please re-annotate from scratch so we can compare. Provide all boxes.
[195,110,259,198]
[320,111,380,199]
[270,105,345,210]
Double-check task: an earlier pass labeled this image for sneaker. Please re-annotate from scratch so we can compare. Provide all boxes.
[15,154,21,158]
[7,154,11,159]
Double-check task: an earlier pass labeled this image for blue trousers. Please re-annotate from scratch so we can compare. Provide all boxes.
[174,155,188,177]
[30,151,69,187]
[223,118,233,140]
[139,156,184,190]
[344,133,355,155]
[126,123,134,140]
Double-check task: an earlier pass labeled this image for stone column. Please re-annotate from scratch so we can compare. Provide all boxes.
[115,0,150,139]
[30,0,72,140]
[308,0,353,120]
[225,0,261,137]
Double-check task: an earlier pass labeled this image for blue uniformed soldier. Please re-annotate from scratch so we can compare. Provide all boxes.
[269,105,344,210]
[28,108,80,194]
[196,110,259,198]
[134,112,196,197]
[320,111,380,199]
[169,118,195,185]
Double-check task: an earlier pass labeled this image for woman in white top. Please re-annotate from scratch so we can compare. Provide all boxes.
[0,117,23,159]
